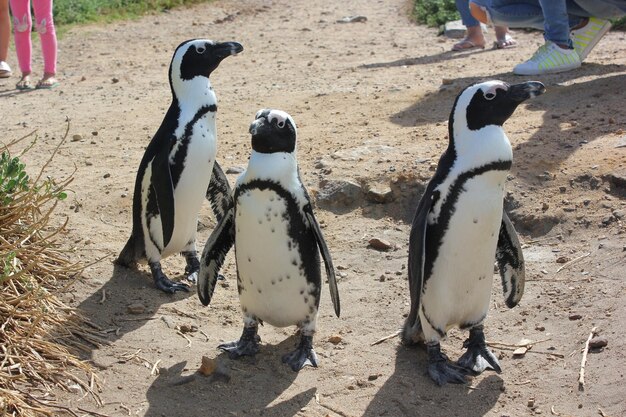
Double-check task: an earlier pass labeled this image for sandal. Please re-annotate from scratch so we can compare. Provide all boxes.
[493,33,517,49]
[16,76,33,90]
[0,61,11,78]
[452,39,485,52]
[36,77,60,89]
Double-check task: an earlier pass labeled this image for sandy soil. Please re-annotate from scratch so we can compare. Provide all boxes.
[2,0,625,416]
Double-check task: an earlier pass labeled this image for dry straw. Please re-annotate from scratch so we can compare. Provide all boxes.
[1,126,105,416]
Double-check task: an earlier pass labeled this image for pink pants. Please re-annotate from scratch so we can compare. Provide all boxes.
[9,0,57,74]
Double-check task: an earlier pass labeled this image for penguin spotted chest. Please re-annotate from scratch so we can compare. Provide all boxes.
[116,39,243,294]
[235,187,319,328]
[404,80,545,386]
[197,109,340,372]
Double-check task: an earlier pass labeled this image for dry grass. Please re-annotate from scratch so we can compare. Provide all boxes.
[1,127,105,417]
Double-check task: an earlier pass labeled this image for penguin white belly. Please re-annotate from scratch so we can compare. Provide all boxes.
[162,126,216,257]
[424,171,506,331]
[235,188,316,328]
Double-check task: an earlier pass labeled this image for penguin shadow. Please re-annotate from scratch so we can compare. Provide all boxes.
[144,336,314,417]
[76,263,195,352]
[362,344,503,417]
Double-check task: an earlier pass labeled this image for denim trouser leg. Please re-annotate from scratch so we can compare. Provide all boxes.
[456,0,480,27]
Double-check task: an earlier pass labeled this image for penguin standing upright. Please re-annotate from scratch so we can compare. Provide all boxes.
[198,109,340,371]
[403,80,545,385]
[116,39,243,293]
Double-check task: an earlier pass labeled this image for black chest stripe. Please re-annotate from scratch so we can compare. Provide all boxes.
[170,104,217,188]
[423,159,512,284]
[235,179,322,296]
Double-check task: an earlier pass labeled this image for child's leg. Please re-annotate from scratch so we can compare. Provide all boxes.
[32,0,56,77]
[9,0,32,75]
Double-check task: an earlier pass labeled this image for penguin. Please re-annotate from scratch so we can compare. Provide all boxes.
[116,39,243,293]
[197,109,340,371]
[403,80,545,385]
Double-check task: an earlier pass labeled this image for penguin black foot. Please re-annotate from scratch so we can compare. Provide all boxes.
[149,262,190,294]
[427,342,470,386]
[457,325,501,374]
[218,326,260,359]
[183,251,200,284]
[282,335,318,372]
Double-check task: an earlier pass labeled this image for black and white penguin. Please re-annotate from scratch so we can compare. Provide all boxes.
[403,80,545,385]
[116,39,243,293]
[197,109,340,371]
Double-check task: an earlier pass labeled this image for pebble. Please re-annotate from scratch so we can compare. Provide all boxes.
[368,238,393,251]
[103,173,111,179]
[226,166,245,174]
[161,315,175,328]
[568,313,582,320]
[71,134,82,142]
[127,303,145,314]
[366,185,393,203]
[367,374,379,381]
[379,275,386,282]
[588,336,608,349]
[556,256,570,264]
[527,398,535,408]
[112,77,120,83]
[328,335,342,344]
[178,323,198,333]
[199,356,217,376]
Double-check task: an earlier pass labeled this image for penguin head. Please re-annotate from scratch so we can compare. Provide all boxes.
[249,109,297,154]
[169,39,243,91]
[452,80,545,132]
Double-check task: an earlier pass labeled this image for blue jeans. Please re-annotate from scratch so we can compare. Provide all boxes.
[456,0,480,28]
[471,0,626,46]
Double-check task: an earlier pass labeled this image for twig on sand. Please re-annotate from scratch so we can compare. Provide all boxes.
[77,407,113,417]
[556,252,591,273]
[551,405,560,416]
[371,329,402,346]
[177,331,192,348]
[579,326,597,391]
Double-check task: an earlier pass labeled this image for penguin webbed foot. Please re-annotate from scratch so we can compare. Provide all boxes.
[183,251,200,283]
[457,326,501,374]
[149,262,190,294]
[282,335,318,372]
[219,326,260,359]
[427,342,470,386]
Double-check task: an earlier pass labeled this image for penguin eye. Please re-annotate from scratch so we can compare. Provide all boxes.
[484,92,496,100]
[277,120,286,128]
[196,45,206,54]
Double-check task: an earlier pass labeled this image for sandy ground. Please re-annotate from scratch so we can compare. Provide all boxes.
[1,0,625,416]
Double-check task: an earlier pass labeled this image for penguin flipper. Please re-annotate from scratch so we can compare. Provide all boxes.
[304,205,340,318]
[151,142,175,249]
[198,205,235,306]
[206,161,233,223]
[496,210,526,308]
[404,188,432,344]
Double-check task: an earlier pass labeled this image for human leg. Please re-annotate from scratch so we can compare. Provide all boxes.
[470,0,546,30]
[9,0,32,86]
[453,0,486,50]
[32,0,58,87]
[0,0,11,77]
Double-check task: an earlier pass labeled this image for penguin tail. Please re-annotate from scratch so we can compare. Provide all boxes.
[116,234,143,268]
[402,318,424,346]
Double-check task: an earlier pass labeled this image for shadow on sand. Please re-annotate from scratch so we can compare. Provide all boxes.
[362,344,503,417]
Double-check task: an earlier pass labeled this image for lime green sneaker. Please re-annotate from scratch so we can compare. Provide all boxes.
[513,41,581,75]
[571,17,612,61]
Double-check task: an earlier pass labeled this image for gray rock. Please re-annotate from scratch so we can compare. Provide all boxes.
[317,179,363,207]
[226,166,245,175]
[444,19,487,39]
[366,184,394,204]
[368,238,393,251]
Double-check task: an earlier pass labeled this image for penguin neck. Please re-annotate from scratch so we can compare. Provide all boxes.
[244,150,299,186]
[172,76,218,116]
[451,124,512,171]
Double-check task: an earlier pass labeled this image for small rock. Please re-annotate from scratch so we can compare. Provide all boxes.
[535,325,545,332]
[161,315,175,328]
[366,185,393,203]
[199,356,217,376]
[85,161,93,166]
[71,134,82,142]
[527,398,535,408]
[559,186,567,193]
[317,179,362,207]
[178,323,198,333]
[112,77,120,83]
[613,209,624,219]
[226,166,245,175]
[336,15,367,23]
[103,173,111,179]
[127,303,145,314]
[556,256,570,264]
[568,313,582,320]
[368,238,393,251]
[588,336,608,350]
[441,78,454,85]
[91,131,98,136]
[542,202,549,211]
[328,335,342,344]
[379,275,386,282]
[367,374,379,381]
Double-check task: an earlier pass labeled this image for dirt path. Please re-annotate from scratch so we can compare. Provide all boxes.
[1,0,625,416]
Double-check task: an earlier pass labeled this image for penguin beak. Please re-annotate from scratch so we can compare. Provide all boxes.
[507,81,546,102]
[214,41,244,58]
